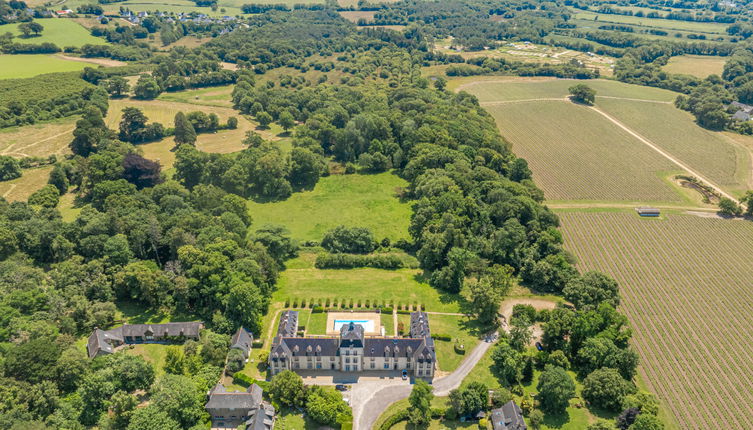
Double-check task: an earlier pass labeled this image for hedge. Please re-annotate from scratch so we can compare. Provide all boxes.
[315,252,417,269]
[233,372,254,387]
[379,409,409,430]
[431,333,452,341]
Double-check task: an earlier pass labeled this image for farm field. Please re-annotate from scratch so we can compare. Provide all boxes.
[247,171,412,242]
[0,18,108,47]
[596,98,752,197]
[273,252,463,313]
[569,8,729,34]
[662,54,727,78]
[0,54,90,79]
[481,101,683,202]
[558,211,753,430]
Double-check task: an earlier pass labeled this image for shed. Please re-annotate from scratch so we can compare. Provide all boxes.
[635,207,660,217]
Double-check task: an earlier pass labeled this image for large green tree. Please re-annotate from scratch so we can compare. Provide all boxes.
[536,365,576,414]
[582,367,636,412]
[269,370,306,408]
[408,379,433,426]
[174,111,197,146]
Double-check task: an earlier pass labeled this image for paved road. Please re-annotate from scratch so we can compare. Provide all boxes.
[354,338,496,430]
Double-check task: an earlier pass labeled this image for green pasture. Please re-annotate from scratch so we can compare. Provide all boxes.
[247,171,412,242]
[662,54,727,78]
[0,54,89,79]
[2,18,107,47]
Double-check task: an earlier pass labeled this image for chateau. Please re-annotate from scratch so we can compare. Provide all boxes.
[269,311,436,378]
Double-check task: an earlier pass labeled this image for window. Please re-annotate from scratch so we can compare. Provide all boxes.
[371,363,375,369]
[345,365,350,371]
[384,363,389,369]
[345,357,350,363]
[316,363,322,369]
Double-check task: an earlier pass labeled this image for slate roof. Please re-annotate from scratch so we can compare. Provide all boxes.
[120,322,202,338]
[246,402,275,430]
[491,401,527,430]
[733,110,751,121]
[363,338,424,358]
[277,311,298,337]
[231,327,253,353]
[410,311,435,350]
[87,328,124,358]
[277,337,340,357]
[339,322,364,348]
[205,383,263,411]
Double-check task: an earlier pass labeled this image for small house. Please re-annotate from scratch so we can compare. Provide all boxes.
[205,383,275,429]
[635,207,660,217]
[230,327,254,359]
[491,401,527,430]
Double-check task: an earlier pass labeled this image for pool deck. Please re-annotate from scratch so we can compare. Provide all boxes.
[326,311,381,336]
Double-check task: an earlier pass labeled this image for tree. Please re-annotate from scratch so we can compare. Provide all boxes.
[256,111,273,128]
[119,107,149,143]
[433,76,447,91]
[321,225,377,254]
[28,22,43,35]
[0,225,17,260]
[226,117,238,129]
[110,390,137,430]
[622,392,659,416]
[0,155,22,181]
[105,77,130,98]
[4,338,61,383]
[48,165,69,194]
[306,386,351,426]
[718,197,742,217]
[289,147,325,189]
[269,370,306,407]
[133,74,161,100]
[126,406,180,430]
[536,365,576,414]
[529,409,544,429]
[629,414,664,430]
[408,379,433,426]
[17,22,42,37]
[448,382,488,417]
[150,375,203,428]
[226,348,245,374]
[278,110,295,132]
[617,407,640,430]
[462,276,503,326]
[564,271,620,311]
[569,83,596,105]
[582,368,636,412]
[225,280,266,334]
[28,184,60,208]
[588,420,617,430]
[491,341,523,386]
[163,347,185,375]
[122,153,162,189]
[70,105,109,156]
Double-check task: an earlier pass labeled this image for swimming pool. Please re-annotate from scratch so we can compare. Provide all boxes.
[333,319,375,333]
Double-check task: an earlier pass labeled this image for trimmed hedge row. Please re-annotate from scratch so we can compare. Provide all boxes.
[232,372,269,390]
[314,252,418,269]
[379,407,447,430]
[283,297,424,311]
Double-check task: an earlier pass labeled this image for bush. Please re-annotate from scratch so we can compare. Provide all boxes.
[379,409,409,430]
[381,307,393,314]
[0,156,22,181]
[431,333,452,341]
[315,252,411,269]
[233,372,255,387]
[312,306,324,313]
[321,226,377,254]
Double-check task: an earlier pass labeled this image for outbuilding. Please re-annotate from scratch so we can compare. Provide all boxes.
[635,207,660,217]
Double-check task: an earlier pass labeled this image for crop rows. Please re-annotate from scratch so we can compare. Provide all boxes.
[559,211,753,430]
[485,102,682,202]
[597,99,752,196]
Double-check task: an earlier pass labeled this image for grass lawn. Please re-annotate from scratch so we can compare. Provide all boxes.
[3,18,108,47]
[397,313,411,336]
[124,343,169,376]
[247,171,412,242]
[273,252,465,313]
[306,311,327,335]
[383,311,395,336]
[0,54,89,79]
[429,314,483,373]
[0,166,53,202]
[275,407,321,430]
[237,348,271,381]
[374,397,478,430]
[115,300,198,324]
[662,55,727,78]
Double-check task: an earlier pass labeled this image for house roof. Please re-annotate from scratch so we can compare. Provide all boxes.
[277,311,298,337]
[363,338,425,357]
[246,402,275,430]
[205,383,263,411]
[491,401,527,430]
[121,322,202,338]
[340,322,364,348]
[231,327,253,351]
[275,337,340,357]
[87,328,123,358]
[733,110,751,121]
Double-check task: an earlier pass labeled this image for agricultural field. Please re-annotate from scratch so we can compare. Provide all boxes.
[0,54,90,79]
[558,210,753,430]
[247,171,412,242]
[481,100,683,202]
[596,98,752,197]
[662,54,728,78]
[0,166,54,202]
[568,8,730,35]
[0,118,75,158]
[0,18,108,47]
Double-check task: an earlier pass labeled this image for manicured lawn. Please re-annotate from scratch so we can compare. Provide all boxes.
[275,407,321,429]
[429,314,483,372]
[247,171,412,242]
[238,348,271,381]
[307,311,327,335]
[0,54,89,79]
[383,311,395,336]
[124,343,169,376]
[273,253,465,313]
[3,18,108,47]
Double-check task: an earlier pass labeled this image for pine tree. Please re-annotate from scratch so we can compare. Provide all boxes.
[173,111,196,146]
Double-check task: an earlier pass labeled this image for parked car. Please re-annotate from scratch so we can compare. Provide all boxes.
[402,370,408,380]
[335,384,348,391]
[535,342,543,351]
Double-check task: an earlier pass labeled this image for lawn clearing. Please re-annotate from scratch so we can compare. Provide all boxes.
[273,252,464,313]
[559,210,753,430]
[247,171,412,242]
[429,314,482,373]
[662,55,727,78]
[596,98,752,197]
[0,166,53,202]
[124,343,168,375]
[2,18,107,47]
[481,100,683,202]
[157,85,235,108]
[0,54,90,79]
[0,118,76,158]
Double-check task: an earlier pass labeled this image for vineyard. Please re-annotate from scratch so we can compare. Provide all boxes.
[597,99,752,197]
[559,211,753,430]
[484,101,683,202]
